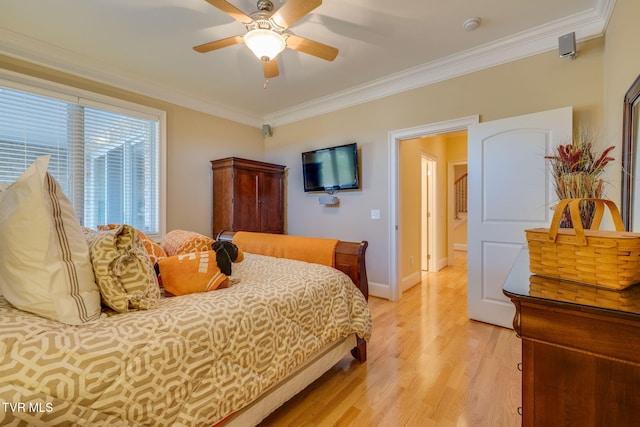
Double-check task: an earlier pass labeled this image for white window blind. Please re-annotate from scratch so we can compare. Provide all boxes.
[0,84,162,236]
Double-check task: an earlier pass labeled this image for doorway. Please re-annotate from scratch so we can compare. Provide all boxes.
[388,115,479,301]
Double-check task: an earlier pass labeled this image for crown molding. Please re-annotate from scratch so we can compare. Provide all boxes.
[0,28,263,128]
[0,0,614,128]
[266,0,614,126]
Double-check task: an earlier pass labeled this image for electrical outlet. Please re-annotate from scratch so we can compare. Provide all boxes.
[371,209,381,220]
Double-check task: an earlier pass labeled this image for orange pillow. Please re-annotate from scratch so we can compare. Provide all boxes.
[98,224,167,265]
[162,229,214,256]
[156,251,229,296]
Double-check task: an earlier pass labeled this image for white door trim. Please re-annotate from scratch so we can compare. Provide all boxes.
[388,115,479,301]
[421,154,437,272]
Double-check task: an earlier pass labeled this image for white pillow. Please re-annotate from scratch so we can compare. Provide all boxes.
[0,156,101,324]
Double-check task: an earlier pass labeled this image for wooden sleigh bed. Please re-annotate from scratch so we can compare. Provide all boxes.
[0,230,372,427]
[217,231,370,426]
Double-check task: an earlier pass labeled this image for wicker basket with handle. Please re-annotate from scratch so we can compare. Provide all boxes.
[525,198,640,289]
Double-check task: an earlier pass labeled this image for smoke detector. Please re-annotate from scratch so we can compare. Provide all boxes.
[463,17,481,32]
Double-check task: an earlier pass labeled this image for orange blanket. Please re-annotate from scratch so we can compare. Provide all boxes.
[232,231,339,267]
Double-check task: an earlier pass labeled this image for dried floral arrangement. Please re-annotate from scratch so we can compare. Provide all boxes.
[545,131,615,228]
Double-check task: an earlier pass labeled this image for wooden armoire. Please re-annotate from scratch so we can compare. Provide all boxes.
[210,157,286,236]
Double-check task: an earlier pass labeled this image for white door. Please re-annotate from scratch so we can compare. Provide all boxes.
[467,107,572,328]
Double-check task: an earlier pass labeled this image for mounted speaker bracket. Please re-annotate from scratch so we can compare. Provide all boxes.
[558,32,576,60]
[319,194,339,205]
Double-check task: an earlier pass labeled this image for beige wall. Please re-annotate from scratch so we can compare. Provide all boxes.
[4,5,628,292]
[0,54,265,237]
[399,138,422,282]
[265,37,605,290]
[603,0,640,205]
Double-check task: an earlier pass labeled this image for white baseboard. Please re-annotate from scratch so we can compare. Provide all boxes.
[401,271,422,293]
[436,257,448,271]
[453,244,468,251]
[368,281,390,300]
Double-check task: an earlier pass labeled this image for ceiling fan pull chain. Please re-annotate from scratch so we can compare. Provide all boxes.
[264,79,269,90]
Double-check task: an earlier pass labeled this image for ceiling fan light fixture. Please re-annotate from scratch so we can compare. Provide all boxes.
[244,29,286,61]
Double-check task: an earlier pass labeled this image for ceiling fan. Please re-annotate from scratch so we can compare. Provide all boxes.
[193,0,338,78]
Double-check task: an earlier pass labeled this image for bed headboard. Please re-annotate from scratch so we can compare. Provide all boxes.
[216,231,369,300]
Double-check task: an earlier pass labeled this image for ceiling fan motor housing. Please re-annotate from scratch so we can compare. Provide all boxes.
[256,0,274,12]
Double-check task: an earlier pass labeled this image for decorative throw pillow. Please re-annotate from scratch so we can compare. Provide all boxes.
[156,247,243,296]
[98,223,167,264]
[84,224,160,313]
[0,156,101,325]
[162,229,215,257]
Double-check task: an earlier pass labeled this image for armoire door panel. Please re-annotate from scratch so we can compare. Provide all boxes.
[234,169,261,232]
[260,172,284,233]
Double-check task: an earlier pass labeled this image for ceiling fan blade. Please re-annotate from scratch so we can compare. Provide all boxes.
[204,0,253,23]
[262,59,280,78]
[271,0,321,29]
[286,34,338,61]
[193,35,244,53]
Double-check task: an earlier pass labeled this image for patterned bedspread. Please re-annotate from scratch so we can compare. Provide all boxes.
[0,253,372,426]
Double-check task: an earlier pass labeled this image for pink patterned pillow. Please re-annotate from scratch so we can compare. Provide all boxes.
[162,230,214,256]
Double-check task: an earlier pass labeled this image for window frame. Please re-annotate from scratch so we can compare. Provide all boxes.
[0,69,167,241]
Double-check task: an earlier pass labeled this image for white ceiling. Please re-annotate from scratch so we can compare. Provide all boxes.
[0,0,614,127]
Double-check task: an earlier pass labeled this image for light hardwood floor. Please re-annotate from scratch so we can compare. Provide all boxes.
[260,251,522,427]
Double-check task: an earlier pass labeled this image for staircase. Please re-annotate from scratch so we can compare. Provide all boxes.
[454,173,467,226]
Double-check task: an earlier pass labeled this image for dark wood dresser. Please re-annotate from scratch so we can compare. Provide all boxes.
[503,249,640,426]
[210,157,286,236]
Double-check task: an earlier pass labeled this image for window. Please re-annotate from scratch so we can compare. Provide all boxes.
[0,74,165,238]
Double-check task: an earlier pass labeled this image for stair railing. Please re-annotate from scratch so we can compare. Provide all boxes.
[454,173,468,220]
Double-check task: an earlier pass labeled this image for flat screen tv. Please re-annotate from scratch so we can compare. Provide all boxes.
[302,143,360,193]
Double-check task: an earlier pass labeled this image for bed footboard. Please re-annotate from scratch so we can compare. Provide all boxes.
[216,231,369,299]
[334,240,368,300]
